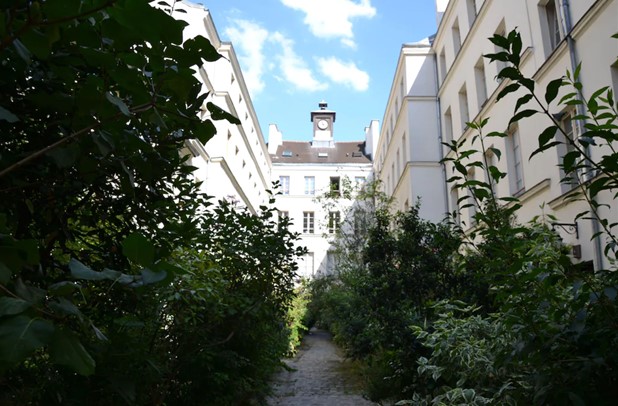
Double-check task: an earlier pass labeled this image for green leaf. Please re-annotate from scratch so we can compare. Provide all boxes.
[0,297,31,317]
[538,125,558,148]
[0,106,19,123]
[509,109,537,126]
[514,94,533,113]
[545,78,564,104]
[49,329,95,376]
[206,102,241,124]
[105,92,131,116]
[193,119,217,145]
[140,268,167,285]
[0,316,54,364]
[69,259,106,280]
[497,83,520,101]
[0,262,12,284]
[122,233,155,266]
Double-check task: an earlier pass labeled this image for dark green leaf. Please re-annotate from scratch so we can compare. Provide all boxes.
[207,102,241,124]
[0,262,11,284]
[514,94,533,113]
[122,233,155,266]
[497,83,520,101]
[509,109,537,126]
[0,106,19,123]
[0,316,54,364]
[545,78,564,104]
[539,126,559,148]
[105,92,131,116]
[49,329,95,376]
[0,297,31,317]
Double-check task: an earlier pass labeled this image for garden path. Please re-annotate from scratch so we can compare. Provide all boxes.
[268,328,376,406]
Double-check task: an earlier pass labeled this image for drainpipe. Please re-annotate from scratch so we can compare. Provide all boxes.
[560,0,605,270]
[433,48,449,221]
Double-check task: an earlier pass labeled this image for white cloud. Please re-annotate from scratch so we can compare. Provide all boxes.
[272,32,328,92]
[317,57,369,91]
[281,0,376,48]
[224,19,269,94]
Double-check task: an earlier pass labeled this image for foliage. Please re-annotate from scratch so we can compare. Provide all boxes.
[308,29,618,405]
[286,280,312,355]
[0,1,302,404]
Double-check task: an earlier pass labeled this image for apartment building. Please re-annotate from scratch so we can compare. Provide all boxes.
[169,1,272,213]
[269,102,376,277]
[377,0,618,270]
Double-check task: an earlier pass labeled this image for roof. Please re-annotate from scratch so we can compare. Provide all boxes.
[270,141,372,164]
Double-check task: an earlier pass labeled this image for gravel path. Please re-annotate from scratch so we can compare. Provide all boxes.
[268,328,377,406]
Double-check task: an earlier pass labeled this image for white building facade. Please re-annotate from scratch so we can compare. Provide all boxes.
[169,1,272,214]
[269,102,376,278]
[377,0,618,270]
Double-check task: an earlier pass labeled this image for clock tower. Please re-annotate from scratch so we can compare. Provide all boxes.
[310,101,336,148]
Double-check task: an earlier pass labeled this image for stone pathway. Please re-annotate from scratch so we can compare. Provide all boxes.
[268,328,377,406]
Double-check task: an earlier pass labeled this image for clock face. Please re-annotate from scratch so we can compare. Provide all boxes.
[317,119,329,130]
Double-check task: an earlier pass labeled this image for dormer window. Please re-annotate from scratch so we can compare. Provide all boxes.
[352,152,363,157]
[318,152,328,158]
[282,150,293,157]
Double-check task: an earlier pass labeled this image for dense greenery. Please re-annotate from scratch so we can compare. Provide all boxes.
[309,30,618,405]
[0,1,304,404]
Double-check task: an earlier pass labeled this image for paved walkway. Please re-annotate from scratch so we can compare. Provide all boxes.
[268,328,376,406]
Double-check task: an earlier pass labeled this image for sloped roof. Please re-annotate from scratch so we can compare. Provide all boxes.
[270,141,371,164]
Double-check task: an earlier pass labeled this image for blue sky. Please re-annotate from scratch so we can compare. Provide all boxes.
[203,0,438,142]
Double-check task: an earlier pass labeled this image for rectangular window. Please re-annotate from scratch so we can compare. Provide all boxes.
[402,133,407,163]
[328,211,341,234]
[355,176,366,186]
[391,163,396,191]
[452,19,461,56]
[303,211,314,233]
[558,109,578,191]
[300,252,314,276]
[444,107,454,143]
[485,149,497,196]
[304,176,315,195]
[459,85,469,133]
[474,58,487,111]
[326,251,337,273]
[450,186,460,224]
[543,0,562,52]
[396,149,401,178]
[329,176,341,196]
[494,23,507,81]
[507,126,525,194]
[467,0,477,27]
[439,49,447,84]
[467,168,477,225]
[279,176,290,195]
[610,61,618,103]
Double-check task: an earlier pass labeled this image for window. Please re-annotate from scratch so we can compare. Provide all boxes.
[452,19,461,56]
[543,0,562,52]
[467,168,477,225]
[450,186,460,224]
[485,149,497,196]
[474,58,487,111]
[467,0,477,27]
[558,109,579,191]
[400,78,405,101]
[439,49,447,83]
[329,176,340,196]
[282,150,293,157]
[326,251,337,272]
[300,252,314,276]
[353,211,365,233]
[279,176,290,195]
[444,107,454,143]
[402,133,407,163]
[303,212,314,233]
[396,149,401,178]
[328,211,341,234]
[459,85,469,133]
[493,23,507,80]
[355,176,366,186]
[507,125,525,194]
[611,61,618,104]
[391,163,396,191]
[304,176,315,195]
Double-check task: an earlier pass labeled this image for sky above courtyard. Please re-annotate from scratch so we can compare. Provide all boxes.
[202,0,438,142]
